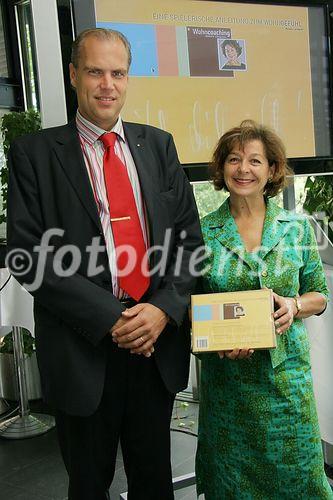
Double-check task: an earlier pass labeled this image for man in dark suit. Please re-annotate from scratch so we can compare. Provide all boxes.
[6,29,202,500]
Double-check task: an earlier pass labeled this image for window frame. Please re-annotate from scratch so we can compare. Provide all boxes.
[0,1,24,110]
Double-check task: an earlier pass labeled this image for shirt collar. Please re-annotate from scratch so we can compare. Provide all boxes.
[76,111,125,145]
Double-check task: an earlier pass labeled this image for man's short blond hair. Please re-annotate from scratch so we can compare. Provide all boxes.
[71,28,132,69]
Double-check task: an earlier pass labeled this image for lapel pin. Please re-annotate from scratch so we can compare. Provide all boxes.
[137,143,141,147]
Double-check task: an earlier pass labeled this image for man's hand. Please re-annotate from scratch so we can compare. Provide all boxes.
[111,314,130,332]
[110,309,154,357]
[111,303,168,356]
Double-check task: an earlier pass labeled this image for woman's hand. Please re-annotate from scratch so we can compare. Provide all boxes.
[272,292,297,335]
[218,348,254,360]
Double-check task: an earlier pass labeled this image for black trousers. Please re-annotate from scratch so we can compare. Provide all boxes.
[55,339,175,500]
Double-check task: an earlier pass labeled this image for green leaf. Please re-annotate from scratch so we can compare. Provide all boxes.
[303,175,333,244]
[0,329,35,356]
[0,109,41,223]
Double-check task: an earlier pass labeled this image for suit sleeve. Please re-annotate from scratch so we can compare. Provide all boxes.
[6,139,124,346]
[147,134,204,326]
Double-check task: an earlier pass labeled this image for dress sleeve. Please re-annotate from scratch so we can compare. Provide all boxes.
[299,218,329,301]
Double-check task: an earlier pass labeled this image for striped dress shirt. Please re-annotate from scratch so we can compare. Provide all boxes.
[76,111,148,298]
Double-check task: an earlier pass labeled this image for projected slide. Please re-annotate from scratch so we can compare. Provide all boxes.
[95,0,329,163]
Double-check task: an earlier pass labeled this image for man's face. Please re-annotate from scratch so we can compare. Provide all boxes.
[69,35,129,130]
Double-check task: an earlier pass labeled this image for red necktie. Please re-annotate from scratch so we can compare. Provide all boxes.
[101,132,150,301]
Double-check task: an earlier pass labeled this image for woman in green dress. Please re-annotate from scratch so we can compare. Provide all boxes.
[196,120,332,499]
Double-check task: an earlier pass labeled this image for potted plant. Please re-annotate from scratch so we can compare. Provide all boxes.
[303,175,333,243]
[0,108,41,225]
[0,109,42,400]
[0,329,42,400]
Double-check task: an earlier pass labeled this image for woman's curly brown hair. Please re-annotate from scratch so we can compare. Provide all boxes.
[210,120,293,198]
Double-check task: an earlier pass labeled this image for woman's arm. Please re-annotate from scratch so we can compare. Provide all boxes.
[292,291,327,319]
[272,291,327,335]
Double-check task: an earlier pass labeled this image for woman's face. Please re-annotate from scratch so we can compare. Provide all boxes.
[223,139,273,199]
[225,44,238,62]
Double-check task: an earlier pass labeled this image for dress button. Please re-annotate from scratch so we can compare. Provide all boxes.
[261,270,268,277]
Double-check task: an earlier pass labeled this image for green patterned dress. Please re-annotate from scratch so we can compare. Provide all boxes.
[196,198,333,499]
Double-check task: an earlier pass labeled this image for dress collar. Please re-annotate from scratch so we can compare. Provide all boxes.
[207,197,294,230]
[204,196,297,265]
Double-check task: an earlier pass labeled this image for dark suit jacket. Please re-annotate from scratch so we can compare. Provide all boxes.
[6,120,203,416]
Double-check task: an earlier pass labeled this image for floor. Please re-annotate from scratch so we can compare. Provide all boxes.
[0,398,199,500]
[0,398,332,500]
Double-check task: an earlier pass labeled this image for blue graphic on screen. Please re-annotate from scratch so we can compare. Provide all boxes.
[193,305,212,322]
[96,22,158,77]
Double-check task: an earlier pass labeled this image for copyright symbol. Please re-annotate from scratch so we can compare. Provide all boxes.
[5,249,33,276]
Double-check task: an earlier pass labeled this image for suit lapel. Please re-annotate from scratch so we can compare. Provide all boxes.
[123,123,164,246]
[259,199,293,260]
[53,121,167,255]
[123,123,179,292]
[123,122,157,205]
[210,200,253,268]
[52,122,102,232]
